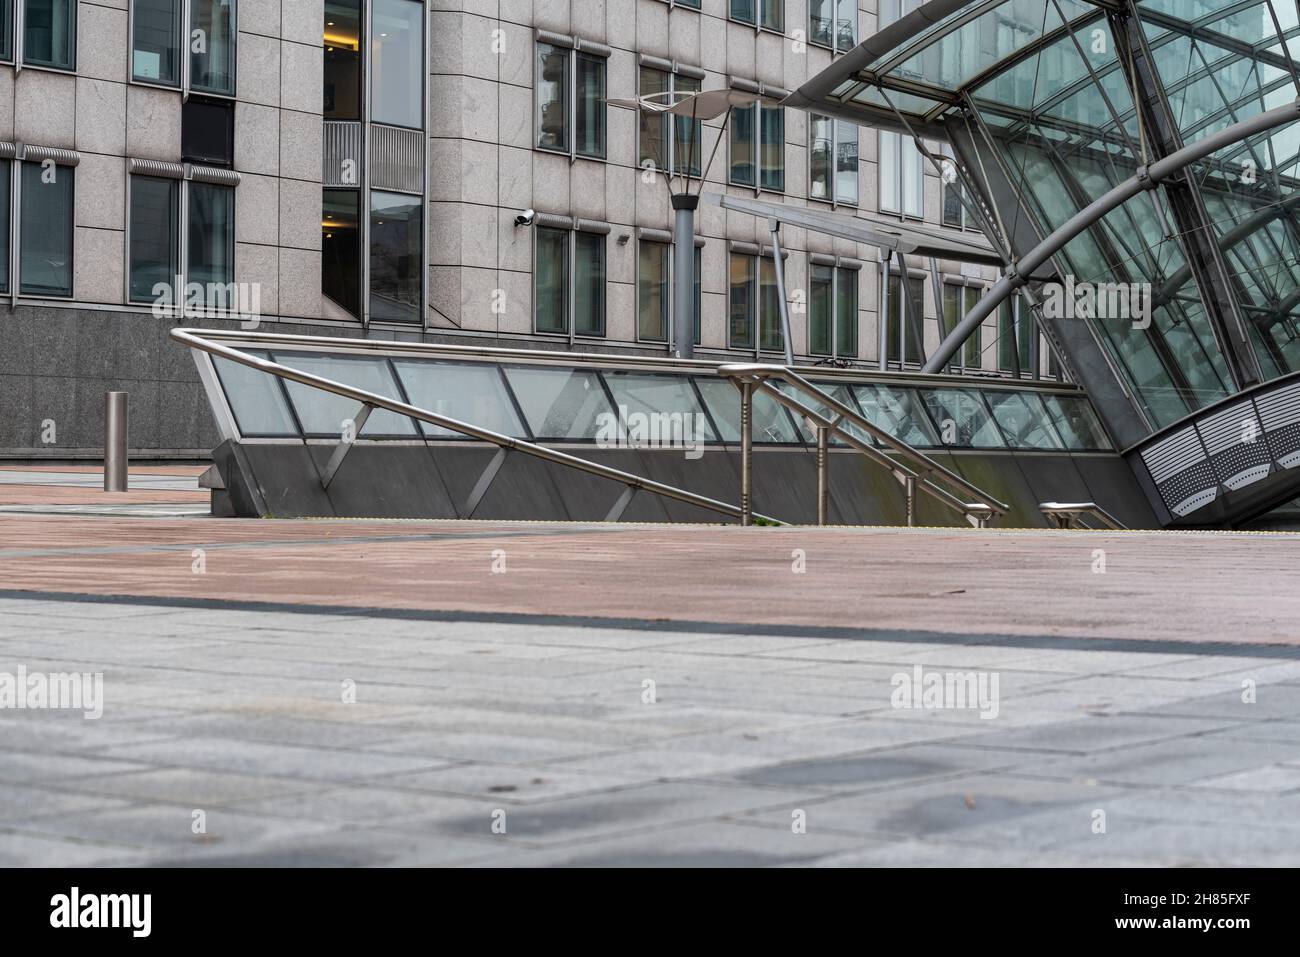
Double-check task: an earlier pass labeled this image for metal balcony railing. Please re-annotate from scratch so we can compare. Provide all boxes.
[718,364,1009,528]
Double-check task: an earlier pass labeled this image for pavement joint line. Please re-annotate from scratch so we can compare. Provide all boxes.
[0,587,1296,660]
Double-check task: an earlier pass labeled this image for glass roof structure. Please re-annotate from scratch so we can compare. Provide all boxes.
[787,0,1300,436]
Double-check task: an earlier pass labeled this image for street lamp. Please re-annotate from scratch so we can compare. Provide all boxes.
[608,89,759,360]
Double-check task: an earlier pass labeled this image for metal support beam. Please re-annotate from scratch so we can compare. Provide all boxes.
[320,402,374,490]
[923,97,1300,374]
[740,379,753,526]
[672,194,699,359]
[462,446,507,517]
[815,426,829,526]
[768,219,795,365]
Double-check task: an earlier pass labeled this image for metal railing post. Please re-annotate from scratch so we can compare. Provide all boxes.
[740,379,753,526]
[816,426,828,526]
[104,391,128,492]
[905,474,916,527]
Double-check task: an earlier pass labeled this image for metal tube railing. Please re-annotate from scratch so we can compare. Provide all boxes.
[172,329,784,526]
[1039,502,1126,530]
[720,363,1009,527]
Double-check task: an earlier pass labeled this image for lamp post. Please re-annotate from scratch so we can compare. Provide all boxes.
[608,89,760,360]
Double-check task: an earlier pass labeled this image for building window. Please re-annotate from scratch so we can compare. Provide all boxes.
[730,0,782,31]
[809,113,858,206]
[729,101,784,192]
[943,282,986,372]
[535,226,606,337]
[322,190,361,318]
[324,0,362,119]
[536,42,607,160]
[809,0,855,52]
[639,66,701,177]
[885,269,925,366]
[0,161,9,293]
[131,0,233,94]
[369,190,421,322]
[879,131,922,217]
[637,239,700,345]
[182,98,234,167]
[998,298,1034,377]
[18,160,73,296]
[809,262,858,358]
[127,175,178,303]
[729,252,783,353]
[940,143,978,230]
[370,0,423,129]
[127,172,235,309]
[22,0,75,69]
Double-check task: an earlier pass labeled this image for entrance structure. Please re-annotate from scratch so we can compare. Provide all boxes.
[785,0,1300,526]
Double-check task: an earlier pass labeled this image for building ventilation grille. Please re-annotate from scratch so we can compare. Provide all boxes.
[369,124,423,195]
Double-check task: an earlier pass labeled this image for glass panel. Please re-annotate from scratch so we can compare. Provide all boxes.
[275,352,417,436]
[693,245,702,344]
[809,262,832,355]
[638,66,668,171]
[324,0,362,119]
[370,0,422,128]
[187,181,235,306]
[761,105,784,191]
[132,0,180,85]
[674,74,702,176]
[24,0,75,69]
[835,119,858,204]
[536,43,568,152]
[731,0,755,26]
[0,0,11,60]
[759,257,783,352]
[854,385,940,447]
[809,0,833,47]
[191,0,235,95]
[534,226,568,333]
[919,388,1007,448]
[502,366,612,439]
[392,360,527,439]
[836,267,858,357]
[128,175,178,305]
[695,377,801,443]
[211,351,299,437]
[638,240,668,341]
[809,114,831,200]
[984,391,1064,450]
[575,52,605,158]
[879,130,899,212]
[901,133,922,216]
[760,0,782,31]
[19,161,73,297]
[575,231,605,336]
[1042,393,1111,449]
[835,0,856,52]
[322,189,361,318]
[369,189,421,322]
[730,103,756,186]
[729,253,755,348]
[602,372,718,441]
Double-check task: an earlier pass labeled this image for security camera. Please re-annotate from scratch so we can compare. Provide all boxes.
[514,209,536,227]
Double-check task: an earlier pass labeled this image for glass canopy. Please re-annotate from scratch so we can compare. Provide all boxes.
[791,0,1300,432]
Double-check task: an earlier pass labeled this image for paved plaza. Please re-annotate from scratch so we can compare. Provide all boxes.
[1,468,1299,866]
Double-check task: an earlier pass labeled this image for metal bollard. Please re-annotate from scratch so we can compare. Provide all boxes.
[104,391,128,492]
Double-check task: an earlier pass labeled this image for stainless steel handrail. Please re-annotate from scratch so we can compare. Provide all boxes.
[172,328,784,525]
[719,363,1010,528]
[1039,502,1126,530]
